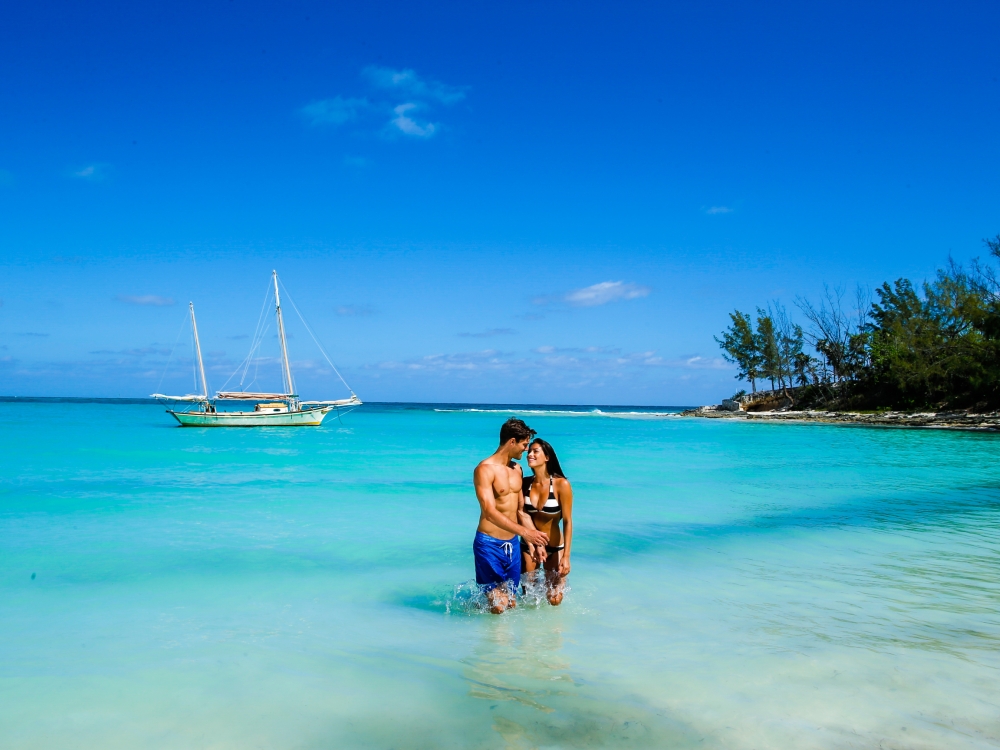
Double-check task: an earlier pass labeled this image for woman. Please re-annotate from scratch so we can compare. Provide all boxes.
[519,438,574,605]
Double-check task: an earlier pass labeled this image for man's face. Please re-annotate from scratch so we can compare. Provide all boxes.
[511,438,530,458]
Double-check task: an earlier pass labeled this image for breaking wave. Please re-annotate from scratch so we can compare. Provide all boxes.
[433,407,683,419]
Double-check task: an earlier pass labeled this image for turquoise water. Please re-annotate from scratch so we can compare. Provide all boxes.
[2,402,1000,749]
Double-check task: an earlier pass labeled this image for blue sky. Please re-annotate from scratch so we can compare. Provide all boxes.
[1,1,998,404]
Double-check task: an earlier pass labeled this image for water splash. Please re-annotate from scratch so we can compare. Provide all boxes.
[443,573,571,615]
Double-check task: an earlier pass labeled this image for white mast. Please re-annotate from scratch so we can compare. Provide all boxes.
[190,302,209,399]
[273,271,295,396]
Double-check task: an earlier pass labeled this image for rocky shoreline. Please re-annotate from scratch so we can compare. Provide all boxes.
[680,404,1000,431]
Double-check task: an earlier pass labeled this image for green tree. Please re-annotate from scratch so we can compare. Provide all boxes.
[755,311,780,391]
[715,310,762,392]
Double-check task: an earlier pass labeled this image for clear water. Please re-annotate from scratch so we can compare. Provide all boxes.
[2,402,999,749]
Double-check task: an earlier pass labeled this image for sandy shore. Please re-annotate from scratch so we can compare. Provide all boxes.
[681,405,1000,431]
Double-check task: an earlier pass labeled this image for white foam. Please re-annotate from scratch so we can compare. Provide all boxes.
[433,407,682,419]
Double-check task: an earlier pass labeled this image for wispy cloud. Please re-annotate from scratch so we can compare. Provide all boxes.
[705,206,733,215]
[362,66,468,104]
[337,304,376,317]
[115,294,176,306]
[71,163,110,181]
[564,281,651,307]
[390,103,436,138]
[533,345,619,354]
[374,349,510,372]
[302,67,466,141]
[459,328,516,338]
[366,345,718,383]
[300,96,369,126]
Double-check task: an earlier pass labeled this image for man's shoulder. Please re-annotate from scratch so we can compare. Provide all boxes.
[474,457,501,476]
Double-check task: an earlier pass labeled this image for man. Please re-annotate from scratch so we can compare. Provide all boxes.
[473,417,549,614]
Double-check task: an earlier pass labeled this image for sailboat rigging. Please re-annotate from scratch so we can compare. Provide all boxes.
[152,271,361,426]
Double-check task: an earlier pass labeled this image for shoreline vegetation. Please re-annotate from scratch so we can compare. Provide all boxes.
[680,387,1000,430]
[694,235,1000,430]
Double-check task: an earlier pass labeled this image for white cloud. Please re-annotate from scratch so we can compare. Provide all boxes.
[375,349,509,372]
[300,96,368,126]
[664,355,729,369]
[116,294,176,307]
[367,346,716,379]
[302,67,465,141]
[532,345,619,355]
[391,103,436,138]
[72,163,109,181]
[705,206,733,214]
[363,66,467,104]
[564,281,651,307]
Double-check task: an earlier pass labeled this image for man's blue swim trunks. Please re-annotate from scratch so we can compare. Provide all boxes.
[473,531,521,591]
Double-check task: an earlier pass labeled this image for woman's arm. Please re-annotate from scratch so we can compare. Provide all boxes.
[557,478,573,576]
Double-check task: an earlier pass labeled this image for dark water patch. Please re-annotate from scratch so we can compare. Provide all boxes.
[580,484,1000,563]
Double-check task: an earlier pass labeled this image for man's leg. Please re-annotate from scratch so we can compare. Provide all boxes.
[486,586,510,614]
[474,532,514,614]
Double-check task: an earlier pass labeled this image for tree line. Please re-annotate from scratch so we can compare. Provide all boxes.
[715,235,1000,411]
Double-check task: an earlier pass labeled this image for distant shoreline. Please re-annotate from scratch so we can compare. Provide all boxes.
[681,405,1000,431]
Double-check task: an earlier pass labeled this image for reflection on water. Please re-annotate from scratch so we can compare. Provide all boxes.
[463,615,572,713]
[461,612,701,748]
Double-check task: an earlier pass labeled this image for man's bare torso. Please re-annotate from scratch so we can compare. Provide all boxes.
[475,459,522,540]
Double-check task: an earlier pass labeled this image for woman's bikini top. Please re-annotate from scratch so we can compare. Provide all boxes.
[522,475,561,517]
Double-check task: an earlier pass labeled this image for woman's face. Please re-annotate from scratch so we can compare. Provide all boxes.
[527,443,548,469]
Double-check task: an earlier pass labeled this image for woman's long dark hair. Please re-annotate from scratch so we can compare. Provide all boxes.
[530,438,567,479]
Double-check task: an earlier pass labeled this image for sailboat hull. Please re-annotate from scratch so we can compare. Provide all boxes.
[169,406,335,427]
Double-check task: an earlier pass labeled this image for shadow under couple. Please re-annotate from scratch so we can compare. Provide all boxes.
[472,417,574,614]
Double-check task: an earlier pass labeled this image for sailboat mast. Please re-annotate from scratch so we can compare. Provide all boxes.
[190,302,209,399]
[273,271,295,396]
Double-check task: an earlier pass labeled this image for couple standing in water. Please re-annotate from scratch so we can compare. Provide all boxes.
[472,418,574,614]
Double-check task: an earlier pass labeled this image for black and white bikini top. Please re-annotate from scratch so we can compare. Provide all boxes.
[522,475,561,516]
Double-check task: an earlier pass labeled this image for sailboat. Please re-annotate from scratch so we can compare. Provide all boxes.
[152,271,361,426]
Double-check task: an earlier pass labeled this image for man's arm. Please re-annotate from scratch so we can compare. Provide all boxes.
[474,464,548,546]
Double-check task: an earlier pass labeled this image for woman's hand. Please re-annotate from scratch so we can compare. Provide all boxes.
[558,556,571,577]
[533,545,547,564]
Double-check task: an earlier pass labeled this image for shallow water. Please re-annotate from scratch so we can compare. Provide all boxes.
[2,402,999,748]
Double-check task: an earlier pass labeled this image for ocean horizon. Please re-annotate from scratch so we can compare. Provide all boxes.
[0,396,698,409]
[3,400,999,748]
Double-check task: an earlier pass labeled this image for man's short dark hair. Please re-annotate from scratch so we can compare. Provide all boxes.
[499,417,536,445]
